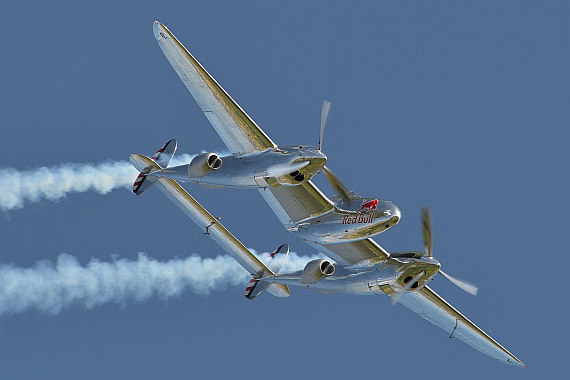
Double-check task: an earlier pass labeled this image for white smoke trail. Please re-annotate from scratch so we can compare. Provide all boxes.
[0,153,205,211]
[0,251,321,317]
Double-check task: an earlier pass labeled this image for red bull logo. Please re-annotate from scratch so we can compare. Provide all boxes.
[357,199,379,213]
[342,199,379,224]
[343,213,375,224]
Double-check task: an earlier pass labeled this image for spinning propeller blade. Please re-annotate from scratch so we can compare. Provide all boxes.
[318,100,331,151]
[421,207,478,296]
[421,207,433,257]
[439,269,479,296]
[316,100,358,201]
[316,100,363,203]
[322,166,351,201]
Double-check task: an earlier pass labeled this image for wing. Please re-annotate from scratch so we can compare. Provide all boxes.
[258,181,334,227]
[154,21,387,265]
[258,183,389,266]
[153,21,276,155]
[398,286,524,367]
[131,154,289,298]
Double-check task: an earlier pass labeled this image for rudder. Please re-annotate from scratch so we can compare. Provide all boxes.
[131,139,177,195]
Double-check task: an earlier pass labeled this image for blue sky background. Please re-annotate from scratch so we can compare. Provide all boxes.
[1,1,568,378]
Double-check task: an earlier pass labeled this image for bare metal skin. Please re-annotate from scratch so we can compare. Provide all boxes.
[129,21,525,367]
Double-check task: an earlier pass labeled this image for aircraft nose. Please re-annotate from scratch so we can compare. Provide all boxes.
[391,203,401,221]
[377,201,401,230]
[382,201,401,220]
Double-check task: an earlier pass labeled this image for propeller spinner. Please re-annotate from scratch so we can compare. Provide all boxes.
[391,207,478,306]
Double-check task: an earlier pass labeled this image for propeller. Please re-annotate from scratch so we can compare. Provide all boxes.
[391,271,425,305]
[322,166,351,201]
[421,207,433,257]
[439,269,478,296]
[316,100,357,202]
[421,207,478,296]
[318,100,331,151]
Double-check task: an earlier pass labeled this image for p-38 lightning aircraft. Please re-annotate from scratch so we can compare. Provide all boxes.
[130,21,524,367]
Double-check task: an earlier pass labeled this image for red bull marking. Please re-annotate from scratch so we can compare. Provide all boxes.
[343,213,375,224]
[357,199,379,212]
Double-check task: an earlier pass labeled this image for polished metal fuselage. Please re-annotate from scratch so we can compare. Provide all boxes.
[266,256,441,296]
[151,145,326,188]
[290,199,401,244]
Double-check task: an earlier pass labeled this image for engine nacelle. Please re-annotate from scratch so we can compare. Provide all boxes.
[300,259,335,284]
[187,153,222,177]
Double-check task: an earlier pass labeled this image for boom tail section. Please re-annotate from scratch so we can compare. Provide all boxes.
[130,146,290,299]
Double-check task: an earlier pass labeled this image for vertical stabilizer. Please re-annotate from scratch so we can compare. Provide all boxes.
[131,139,177,195]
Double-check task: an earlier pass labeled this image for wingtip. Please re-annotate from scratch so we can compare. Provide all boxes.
[507,357,525,368]
[153,20,164,39]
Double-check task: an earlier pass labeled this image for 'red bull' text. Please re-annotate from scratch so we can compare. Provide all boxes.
[343,213,374,224]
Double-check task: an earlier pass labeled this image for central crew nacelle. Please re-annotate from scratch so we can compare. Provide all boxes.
[290,199,401,244]
[150,145,326,188]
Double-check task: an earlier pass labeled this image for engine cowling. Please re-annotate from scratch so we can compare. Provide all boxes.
[300,259,335,284]
[187,153,222,177]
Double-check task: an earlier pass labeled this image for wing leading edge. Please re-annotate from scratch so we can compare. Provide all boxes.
[153,21,386,268]
[153,21,276,155]
[398,286,525,367]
